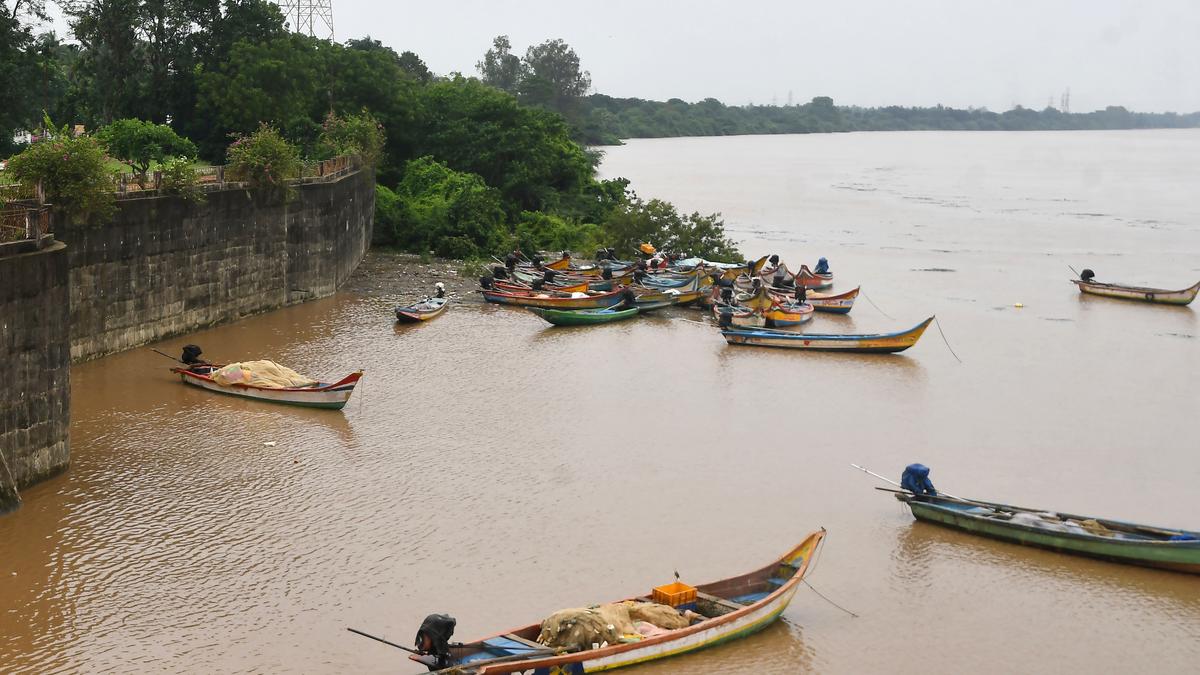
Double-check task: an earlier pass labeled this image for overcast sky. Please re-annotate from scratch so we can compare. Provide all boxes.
[36,0,1200,113]
[331,0,1200,113]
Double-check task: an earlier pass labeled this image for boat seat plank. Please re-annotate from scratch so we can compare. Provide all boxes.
[695,591,746,612]
[729,591,771,605]
[502,634,547,650]
[766,577,788,587]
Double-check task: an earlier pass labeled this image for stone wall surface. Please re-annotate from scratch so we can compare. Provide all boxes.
[0,167,372,506]
[0,241,71,504]
[57,167,373,361]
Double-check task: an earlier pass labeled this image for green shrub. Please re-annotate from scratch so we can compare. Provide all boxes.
[604,197,740,261]
[96,118,197,184]
[514,210,605,256]
[225,124,301,201]
[316,111,385,166]
[159,156,205,203]
[5,120,116,224]
[384,156,507,255]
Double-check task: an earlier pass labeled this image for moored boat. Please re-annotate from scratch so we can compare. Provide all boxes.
[793,264,833,290]
[481,287,625,310]
[395,296,449,322]
[894,492,1200,574]
[398,530,826,674]
[764,301,814,327]
[721,317,933,353]
[1071,278,1199,306]
[807,286,859,313]
[528,306,639,326]
[171,365,363,409]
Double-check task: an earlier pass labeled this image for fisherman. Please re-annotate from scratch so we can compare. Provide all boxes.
[814,257,830,275]
[900,464,938,497]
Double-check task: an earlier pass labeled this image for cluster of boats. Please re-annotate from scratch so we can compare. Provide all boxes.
[149,247,1198,674]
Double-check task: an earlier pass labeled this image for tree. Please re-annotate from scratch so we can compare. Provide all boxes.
[62,0,145,123]
[96,118,197,178]
[476,35,522,93]
[519,38,591,124]
[6,118,116,223]
[386,156,507,258]
[397,50,432,84]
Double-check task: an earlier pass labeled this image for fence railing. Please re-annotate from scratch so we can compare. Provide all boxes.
[0,204,52,244]
[111,154,362,196]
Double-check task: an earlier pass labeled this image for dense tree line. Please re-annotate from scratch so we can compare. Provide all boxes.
[583,95,1200,144]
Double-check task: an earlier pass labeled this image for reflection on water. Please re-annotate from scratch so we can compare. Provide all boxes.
[3,130,1199,674]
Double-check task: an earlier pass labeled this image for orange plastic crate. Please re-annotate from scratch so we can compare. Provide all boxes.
[651,581,696,607]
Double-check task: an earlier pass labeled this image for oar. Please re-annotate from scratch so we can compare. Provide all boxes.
[151,348,182,363]
[850,463,961,500]
[347,627,422,655]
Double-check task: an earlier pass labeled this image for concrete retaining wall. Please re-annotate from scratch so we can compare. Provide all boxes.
[57,167,374,361]
[0,240,71,507]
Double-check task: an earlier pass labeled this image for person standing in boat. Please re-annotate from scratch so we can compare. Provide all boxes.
[901,464,938,498]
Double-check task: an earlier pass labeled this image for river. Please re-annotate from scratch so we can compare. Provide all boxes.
[2,130,1198,674]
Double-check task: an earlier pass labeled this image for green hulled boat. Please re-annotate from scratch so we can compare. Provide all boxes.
[528,306,639,326]
[895,492,1200,574]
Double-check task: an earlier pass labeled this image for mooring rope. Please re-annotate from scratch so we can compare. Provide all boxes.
[801,531,858,618]
[859,289,895,320]
[933,316,963,363]
[0,448,22,507]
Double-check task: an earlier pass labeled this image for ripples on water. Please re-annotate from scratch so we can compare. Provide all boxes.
[3,130,1200,674]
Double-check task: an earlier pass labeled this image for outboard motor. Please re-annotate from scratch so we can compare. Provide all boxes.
[620,288,638,307]
[561,250,571,260]
[636,260,648,271]
[543,269,557,284]
[491,266,508,280]
[606,247,617,260]
[1081,268,1095,282]
[900,464,938,497]
[531,279,545,291]
[601,266,613,280]
[719,286,734,306]
[435,282,445,299]
[479,275,494,290]
[531,254,543,266]
[181,344,204,365]
[717,308,734,328]
[414,613,456,671]
[594,248,608,261]
[633,269,646,284]
[768,254,780,266]
[773,272,786,289]
[794,285,807,303]
[505,252,518,270]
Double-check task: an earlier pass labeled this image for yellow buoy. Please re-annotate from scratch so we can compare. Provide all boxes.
[1014,302,1024,308]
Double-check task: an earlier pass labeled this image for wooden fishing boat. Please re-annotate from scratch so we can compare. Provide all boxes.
[170,366,363,409]
[495,279,591,294]
[1071,278,1200,306]
[807,287,859,314]
[767,286,858,314]
[722,317,933,353]
[395,297,449,322]
[407,530,826,674]
[713,304,766,329]
[481,287,625,310]
[764,301,814,327]
[793,264,833,290]
[894,493,1200,574]
[670,288,706,307]
[528,306,640,326]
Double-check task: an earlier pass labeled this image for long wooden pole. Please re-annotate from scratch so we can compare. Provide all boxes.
[850,463,961,500]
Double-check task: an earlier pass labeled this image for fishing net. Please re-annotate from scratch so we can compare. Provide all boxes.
[212,361,317,389]
[536,602,690,651]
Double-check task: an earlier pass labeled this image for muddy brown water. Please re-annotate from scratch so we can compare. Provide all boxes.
[3,130,1199,674]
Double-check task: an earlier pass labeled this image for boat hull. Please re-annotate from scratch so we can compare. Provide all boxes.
[395,298,449,322]
[528,307,639,326]
[1072,279,1199,305]
[423,531,826,674]
[722,317,933,352]
[482,289,624,309]
[807,287,859,314]
[172,369,362,409]
[902,497,1200,574]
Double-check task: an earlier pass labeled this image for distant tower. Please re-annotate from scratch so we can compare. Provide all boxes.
[275,0,334,40]
[1060,87,1071,114]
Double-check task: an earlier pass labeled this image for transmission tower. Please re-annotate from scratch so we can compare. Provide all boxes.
[1060,87,1071,114]
[275,0,334,40]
